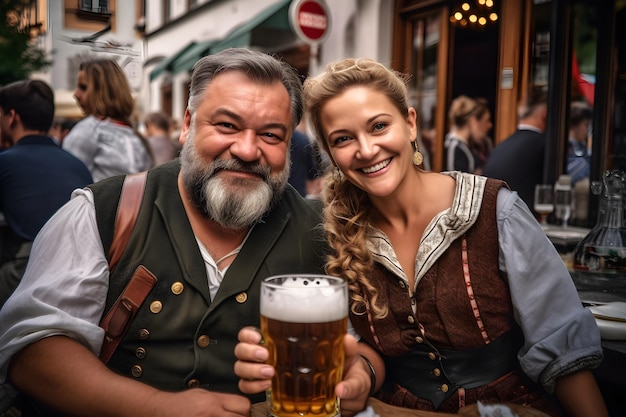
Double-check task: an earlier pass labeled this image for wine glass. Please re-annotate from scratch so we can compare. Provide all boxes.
[534,184,554,226]
[554,183,573,227]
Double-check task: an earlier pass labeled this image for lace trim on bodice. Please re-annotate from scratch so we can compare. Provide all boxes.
[366,172,487,289]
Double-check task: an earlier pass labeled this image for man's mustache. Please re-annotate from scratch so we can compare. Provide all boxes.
[209,159,271,181]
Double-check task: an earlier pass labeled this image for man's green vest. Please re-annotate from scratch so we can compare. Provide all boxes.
[89,160,327,401]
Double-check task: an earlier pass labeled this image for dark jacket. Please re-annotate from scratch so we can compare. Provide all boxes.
[483,129,545,213]
[0,135,92,307]
[0,135,93,242]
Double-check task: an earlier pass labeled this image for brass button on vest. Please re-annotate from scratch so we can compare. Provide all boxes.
[235,292,247,303]
[428,352,436,360]
[197,335,211,348]
[149,300,162,314]
[131,365,143,378]
[135,347,146,359]
[407,316,415,324]
[440,383,449,393]
[433,368,441,377]
[171,282,184,295]
[187,379,200,388]
[139,329,150,339]
[415,336,423,343]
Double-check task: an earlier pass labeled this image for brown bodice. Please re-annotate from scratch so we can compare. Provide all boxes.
[351,178,513,355]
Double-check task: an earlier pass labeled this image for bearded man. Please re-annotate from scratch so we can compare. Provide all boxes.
[0,48,327,417]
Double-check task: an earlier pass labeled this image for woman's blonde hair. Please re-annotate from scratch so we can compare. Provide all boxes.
[448,95,489,129]
[303,58,412,319]
[79,59,135,123]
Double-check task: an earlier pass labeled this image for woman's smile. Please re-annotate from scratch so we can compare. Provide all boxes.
[361,157,392,174]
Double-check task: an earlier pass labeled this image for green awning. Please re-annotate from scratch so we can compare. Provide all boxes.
[149,41,198,81]
[150,0,291,80]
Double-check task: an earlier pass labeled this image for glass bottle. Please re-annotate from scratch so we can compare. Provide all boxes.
[573,170,626,274]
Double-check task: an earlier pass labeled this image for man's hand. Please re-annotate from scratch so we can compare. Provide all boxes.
[9,336,253,417]
[234,327,275,394]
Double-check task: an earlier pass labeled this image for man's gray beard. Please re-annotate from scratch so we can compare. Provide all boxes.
[180,115,291,229]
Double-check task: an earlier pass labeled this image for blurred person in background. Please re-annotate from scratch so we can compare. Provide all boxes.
[444,95,492,174]
[469,98,494,167]
[0,135,10,152]
[1,120,14,151]
[143,111,180,165]
[0,79,92,307]
[48,117,78,146]
[567,102,593,185]
[483,92,548,214]
[63,58,153,181]
[287,122,324,198]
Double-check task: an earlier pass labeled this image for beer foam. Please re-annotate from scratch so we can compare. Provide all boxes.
[261,276,348,323]
[281,276,330,287]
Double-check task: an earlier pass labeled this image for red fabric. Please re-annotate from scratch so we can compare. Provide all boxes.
[572,49,595,106]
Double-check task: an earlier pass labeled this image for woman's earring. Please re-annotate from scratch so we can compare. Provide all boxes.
[412,141,424,166]
[333,166,343,180]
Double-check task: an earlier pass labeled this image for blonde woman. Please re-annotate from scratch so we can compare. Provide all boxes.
[63,59,152,181]
[444,95,492,174]
[236,58,608,417]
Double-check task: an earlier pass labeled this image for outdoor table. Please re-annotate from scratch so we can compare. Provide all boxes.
[251,397,550,417]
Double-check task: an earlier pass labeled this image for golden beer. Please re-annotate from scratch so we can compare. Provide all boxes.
[260,275,348,417]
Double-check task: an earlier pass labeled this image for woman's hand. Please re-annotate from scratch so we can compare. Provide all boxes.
[336,334,371,416]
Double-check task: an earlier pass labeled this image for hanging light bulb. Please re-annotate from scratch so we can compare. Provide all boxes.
[450,0,497,28]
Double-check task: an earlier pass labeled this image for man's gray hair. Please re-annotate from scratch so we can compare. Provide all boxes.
[187,48,304,131]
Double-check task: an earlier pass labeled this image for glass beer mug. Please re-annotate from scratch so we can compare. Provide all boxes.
[260,274,348,417]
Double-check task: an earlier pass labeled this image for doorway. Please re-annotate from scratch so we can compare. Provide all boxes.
[449,22,500,136]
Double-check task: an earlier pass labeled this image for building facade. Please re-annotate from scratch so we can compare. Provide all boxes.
[143,0,393,130]
[26,0,144,118]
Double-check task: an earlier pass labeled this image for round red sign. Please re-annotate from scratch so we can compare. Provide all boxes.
[289,0,331,44]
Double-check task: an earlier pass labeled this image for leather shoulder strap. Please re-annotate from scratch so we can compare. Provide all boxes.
[98,170,157,364]
[99,265,156,363]
[108,171,147,273]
